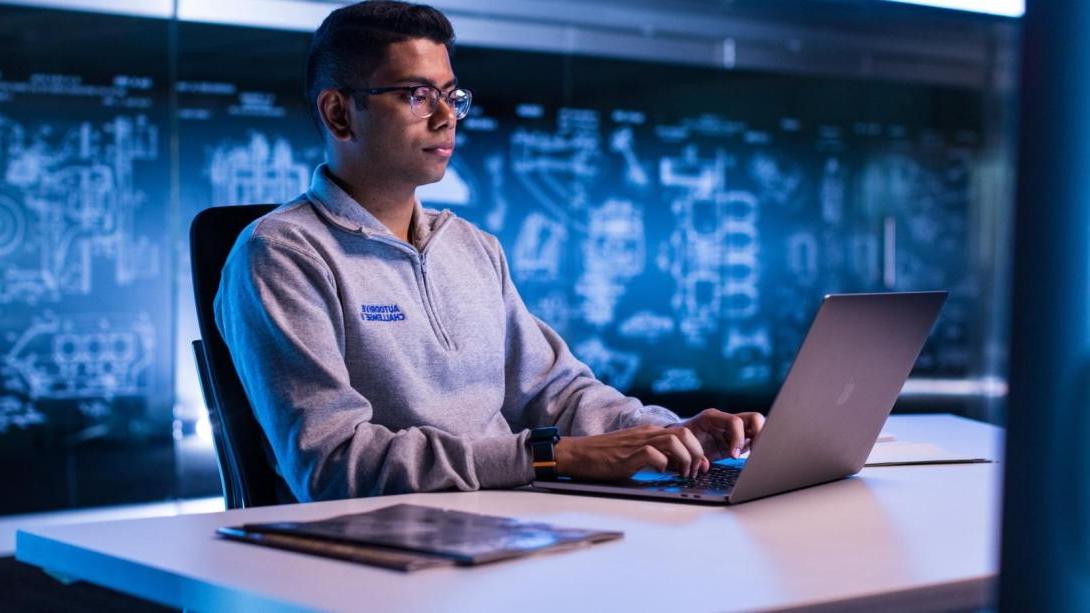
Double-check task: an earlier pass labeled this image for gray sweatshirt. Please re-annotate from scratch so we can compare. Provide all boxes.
[214,165,680,502]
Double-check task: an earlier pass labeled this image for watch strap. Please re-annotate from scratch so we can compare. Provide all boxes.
[529,427,561,480]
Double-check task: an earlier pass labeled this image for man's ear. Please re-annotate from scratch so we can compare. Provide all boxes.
[317,89,355,142]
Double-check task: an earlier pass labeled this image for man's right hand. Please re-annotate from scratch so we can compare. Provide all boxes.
[553,424,709,481]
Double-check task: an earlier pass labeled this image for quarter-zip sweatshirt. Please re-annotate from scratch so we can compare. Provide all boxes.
[214,164,680,502]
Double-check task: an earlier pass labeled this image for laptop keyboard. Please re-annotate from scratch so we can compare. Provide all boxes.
[643,464,742,490]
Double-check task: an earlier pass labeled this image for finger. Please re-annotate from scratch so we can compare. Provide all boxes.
[694,409,732,459]
[632,444,669,474]
[695,410,745,459]
[721,414,746,458]
[709,429,732,461]
[741,412,766,437]
[675,427,707,478]
[654,433,692,478]
[740,412,766,451]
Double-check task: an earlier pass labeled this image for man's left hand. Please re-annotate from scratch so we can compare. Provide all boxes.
[667,409,765,462]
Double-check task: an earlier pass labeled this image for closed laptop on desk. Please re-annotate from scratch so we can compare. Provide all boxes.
[531,291,947,504]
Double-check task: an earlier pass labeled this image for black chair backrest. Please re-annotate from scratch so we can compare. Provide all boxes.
[190,204,284,509]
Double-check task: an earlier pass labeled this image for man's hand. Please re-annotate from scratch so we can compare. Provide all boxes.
[553,424,709,482]
[667,409,765,461]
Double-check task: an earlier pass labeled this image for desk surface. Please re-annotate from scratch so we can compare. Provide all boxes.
[16,414,1003,612]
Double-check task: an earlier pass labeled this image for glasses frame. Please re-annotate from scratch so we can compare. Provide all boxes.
[343,85,473,120]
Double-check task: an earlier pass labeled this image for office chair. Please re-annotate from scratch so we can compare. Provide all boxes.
[190,203,286,509]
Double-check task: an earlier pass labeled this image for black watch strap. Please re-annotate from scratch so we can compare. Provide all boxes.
[529,426,561,480]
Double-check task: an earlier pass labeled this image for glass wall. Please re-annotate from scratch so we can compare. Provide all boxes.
[0,1,1018,514]
[0,8,175,513]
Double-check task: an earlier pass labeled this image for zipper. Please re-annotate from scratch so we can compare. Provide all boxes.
[419,255,454,350]
[370,227,454,351]
[417,216,454,350]
[309,191,458,350]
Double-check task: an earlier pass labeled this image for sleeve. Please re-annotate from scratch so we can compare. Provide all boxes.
[214,232,534,502]
[488,236,681,436]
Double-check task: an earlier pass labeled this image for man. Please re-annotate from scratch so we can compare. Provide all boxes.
[215,0,764,503]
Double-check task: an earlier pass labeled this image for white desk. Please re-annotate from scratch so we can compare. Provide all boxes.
[16,414,1003,612]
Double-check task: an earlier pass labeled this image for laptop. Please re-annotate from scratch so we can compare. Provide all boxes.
[531,291,948,505]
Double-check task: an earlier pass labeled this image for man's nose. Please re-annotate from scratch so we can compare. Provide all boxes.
[429,96,456,129]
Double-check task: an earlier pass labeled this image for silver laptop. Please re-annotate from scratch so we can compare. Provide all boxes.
[531,291,947,505]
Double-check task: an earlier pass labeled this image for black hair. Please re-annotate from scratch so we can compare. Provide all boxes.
[305,0,455,133]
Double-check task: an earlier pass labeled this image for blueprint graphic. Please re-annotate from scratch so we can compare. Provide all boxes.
[0,394,44,433]
[209,132,310,206]
[0,115,160,304]
[510,109,600,228]
[0,5,183,514]
[0,108,168,436]
[446,50,985,394]
[652,367,702,394]
[513,212,567,281]
[576,198,645,326]
[573,337,641,393]
[3,312,156,403]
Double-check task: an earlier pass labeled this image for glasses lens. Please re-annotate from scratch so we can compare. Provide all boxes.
[406,86,471,119]
[450,89,472,120]
[409,86,439,118]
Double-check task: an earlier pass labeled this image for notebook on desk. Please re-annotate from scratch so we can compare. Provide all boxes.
[531,291,948,505]
[217,503,623,571]
[864,441,992,466]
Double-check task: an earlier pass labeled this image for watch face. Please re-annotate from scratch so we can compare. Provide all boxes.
[531,427,559,442]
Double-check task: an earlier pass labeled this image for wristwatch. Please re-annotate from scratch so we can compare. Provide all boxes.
[529,426,561,480]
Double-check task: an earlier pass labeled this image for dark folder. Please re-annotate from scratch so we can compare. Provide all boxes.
[217,503,623,571]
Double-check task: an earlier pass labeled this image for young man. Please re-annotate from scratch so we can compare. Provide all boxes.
[215,0,764,503]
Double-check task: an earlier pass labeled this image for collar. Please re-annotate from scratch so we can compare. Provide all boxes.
[305,163,450,249]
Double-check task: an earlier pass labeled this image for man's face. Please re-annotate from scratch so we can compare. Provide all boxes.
[345,38,457,189]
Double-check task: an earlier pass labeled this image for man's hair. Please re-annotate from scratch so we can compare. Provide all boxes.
[305,0,455,132]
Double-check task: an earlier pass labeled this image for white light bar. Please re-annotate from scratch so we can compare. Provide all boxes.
[881,0,1023,17]
[178,0,329,31]
[0,0,172,18]
[900,376,1009,398]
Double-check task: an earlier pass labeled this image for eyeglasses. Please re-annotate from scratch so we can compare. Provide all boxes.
[345,85,473,120]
